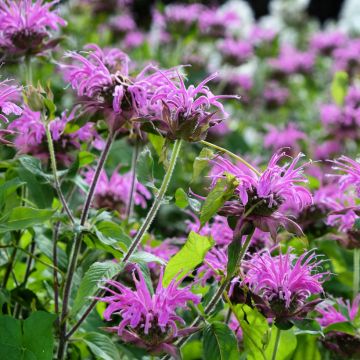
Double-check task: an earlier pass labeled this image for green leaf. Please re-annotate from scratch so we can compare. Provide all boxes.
[148,133,165,157]
[200,173,239,227]
[324,321,356,335]
[83,332,120,360]
[263,328,297,360]
[136,147,154,187]
[293,319,323,335]
[192,147,214,182]
[182,340,203,360]
[175,188,189,209]
[71,261,124,317]
[0,178,25,208]
[292,334,321,360]
[130,251,167,265]
[203,321,239,360]
[331,71,349,106]
[0,312,56,360]
[0,207,55,232]
[94,221,132,251]
[163,231,214,287]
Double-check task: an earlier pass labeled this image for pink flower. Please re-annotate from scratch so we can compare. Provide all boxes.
[0,80,22,122]
[83,168,151,216]
[263,81,289,108]
[243,248,328,322]
[0,0,66,57]
[331,156,360,197]
[99,266,200,356]
[219,38,253,66]
[317,295,360,327]
[310,31,347,55]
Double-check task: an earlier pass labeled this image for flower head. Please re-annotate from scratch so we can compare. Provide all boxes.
[0,80,22,122]
[83,168,151,216]
[211,151,312,238]
[243,248,327,323]
[310,31,347,55]
[147,71,239,142]
[0,0,66,58]
[219,38,253,66]
[99,266,200,355]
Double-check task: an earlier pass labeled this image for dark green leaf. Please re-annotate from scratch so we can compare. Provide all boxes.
[83,332,120,360]
[0,178,25,208]
[203,321,239,360]
[324,321,356,335]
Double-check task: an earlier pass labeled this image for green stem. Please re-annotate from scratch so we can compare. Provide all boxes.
[354,249,360,298]
[25,56,33,86]
[45,124,75,224]
[200,140,261,176]
[122,139,183,263]
[272,327,281,360]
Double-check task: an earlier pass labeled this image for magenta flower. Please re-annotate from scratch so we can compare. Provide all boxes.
[0,0,66,58]
[264,123,305,154]
[243,248,327,324]
[333,38,360,75]
[263,81,289,108]
[268,46,314,76]
[310,31,347,55]
[83,168,151,216]
[0,80,22,122]
[147,71,239,142]
[331,156,360,197]
[317,295,360,327]
[229,314,243,341]
[109,13,137,36]
[99,266,200,357]
[219,38,253,66]
[250,26,277,45]
[211,151,312,238]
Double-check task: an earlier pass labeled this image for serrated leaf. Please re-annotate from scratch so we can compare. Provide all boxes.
[0,207,55,232]
[200,173,239,227]
[83,332,120,360]
[163,231,214,286]
[203,321,239,360]
[95,221,132,251]
[130,251,166,265]
[71,261,124,316]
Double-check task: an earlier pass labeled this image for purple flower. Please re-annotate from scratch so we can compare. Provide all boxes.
[142,240,178,272]
[99,266,200,356]
[219,38,253,66]
[8,105,100,164]
[333,38,360,75]
[83,168,151,216]
[0,80,22,122]
[109,13,137,36]
[310,31,347,55]
[211,151,312,238]
[250,26,277,45]
[317,295,360,327]
[264,123,305,154]
[147,71,239,142]
[331,156,360,197]
[268,46,314,76]
[0,0,66,58]
[263,81,289,108]
[122,31,146,50]
[243,248,327,322]
[229,314,243,341]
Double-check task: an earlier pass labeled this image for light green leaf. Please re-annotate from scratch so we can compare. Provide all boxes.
[71,261,123,317]
[292,334,321,360]
[83,332,120,360]
[163,231,214,287]
[263,327,297,360]
[148,133,165,157]
[331,71,349,105]
[0,178,25,208]
[136,147,154,187]
[203,321,239,360]
[175,188,189,209]
[200,173,239,227]
[324,321,356,335]
[192,147,214,182]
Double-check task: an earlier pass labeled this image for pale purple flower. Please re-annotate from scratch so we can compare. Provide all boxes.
[313,139,342,161]
[109,13,136,35]
[243,247,327,321]
[148,71,239,142]
[263,81,289,108]
[250,26,277,45]
[229,314,243,341]
[317,295,360,327]
[162,4,204,32]
[264,123,305,153]
[99,266,200,356]
[8,105,100,164]
[122,31,145,50]
[320,104,342,126]
[333,38,360,75]
[0,0,66,58]
[268,46,315,75]
[0,80,22,122]
[310,31,347,55]
[84,168,151,216]
[219,38,253,66]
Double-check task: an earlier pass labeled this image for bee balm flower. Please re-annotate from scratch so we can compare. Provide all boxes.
[0,80,22,122]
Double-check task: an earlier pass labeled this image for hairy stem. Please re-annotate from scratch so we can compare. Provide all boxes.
[57,131,117,360]
[354,249,360,298]
[125,141,140,220]
[45,124,75,224]
[271,327,281,360]
[199,140,261,176]
[66,139,183,339]
[122,139,182,263]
